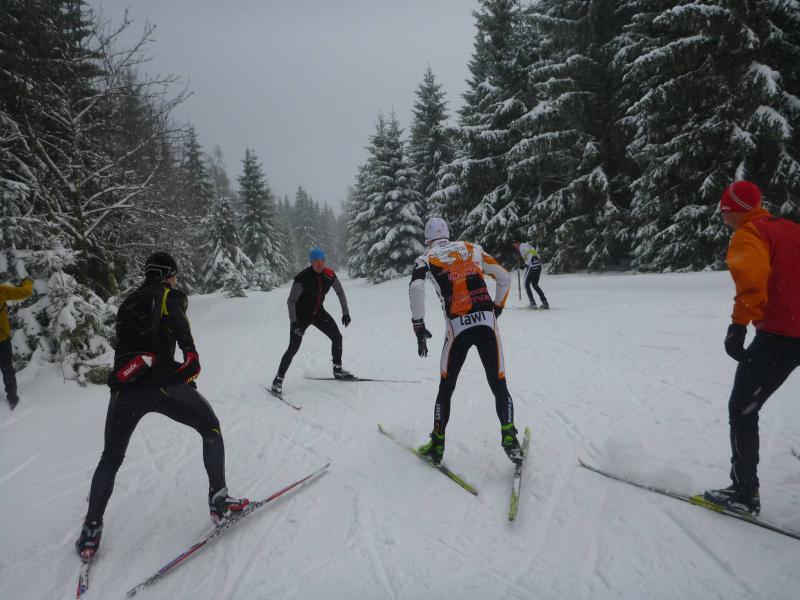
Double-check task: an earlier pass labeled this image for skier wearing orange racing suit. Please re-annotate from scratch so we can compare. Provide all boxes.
[408,217,522,465]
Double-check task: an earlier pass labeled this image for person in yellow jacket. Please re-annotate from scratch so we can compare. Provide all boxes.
[1,278,33,410]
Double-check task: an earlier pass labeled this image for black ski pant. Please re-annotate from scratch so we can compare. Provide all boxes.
[277,310,342,377]
[524,267,547,305]
[0,338,16,397]
[728,331,800,492]
[86,382,226,522]
[434,324,514,435]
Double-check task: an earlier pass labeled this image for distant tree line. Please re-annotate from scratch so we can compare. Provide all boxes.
[346,0,800,278]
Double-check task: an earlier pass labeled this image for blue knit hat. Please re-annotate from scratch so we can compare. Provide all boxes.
[309,247,326,262]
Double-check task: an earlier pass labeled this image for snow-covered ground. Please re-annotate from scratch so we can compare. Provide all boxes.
[1,271,799,600]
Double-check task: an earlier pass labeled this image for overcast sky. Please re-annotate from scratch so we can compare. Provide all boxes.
[89,0,479,211]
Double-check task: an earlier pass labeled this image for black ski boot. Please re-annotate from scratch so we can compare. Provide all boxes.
[209,487,250,525]
[271,375,283,395]
[501,424,523,464]
[540,302,550,310]
[704,484,760,515]
[333,364,355,380]
[6,388,18,410]
[75,519,103,561]
[417,431,445,464]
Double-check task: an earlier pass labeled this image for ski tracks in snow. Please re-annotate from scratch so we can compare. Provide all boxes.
[4,273,800,599]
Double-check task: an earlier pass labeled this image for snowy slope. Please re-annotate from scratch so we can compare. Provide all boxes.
[1,272,799,600]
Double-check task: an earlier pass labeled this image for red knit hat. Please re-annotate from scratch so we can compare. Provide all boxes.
[719,181,761,213]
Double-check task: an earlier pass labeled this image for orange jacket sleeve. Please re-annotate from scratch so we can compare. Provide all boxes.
[726,225,769,325]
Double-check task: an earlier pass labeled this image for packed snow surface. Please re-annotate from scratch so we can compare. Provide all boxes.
[1,271,799,599]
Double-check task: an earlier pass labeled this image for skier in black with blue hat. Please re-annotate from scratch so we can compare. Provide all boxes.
[271,248,354,394]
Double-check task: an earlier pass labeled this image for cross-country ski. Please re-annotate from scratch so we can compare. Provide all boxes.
[303,376,421,384]
[76,560,90,599]
[508,427,531,521]
[125,463,329,597]
[262,384,302,411]
[579,460,800,542]
[378,424,478,495]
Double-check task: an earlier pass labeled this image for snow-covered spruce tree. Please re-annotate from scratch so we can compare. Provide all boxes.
[509,0,630,272]
[408,66,454,218]
[291,186,322,267]
[137,133,204,295]
[360,112,425,283]
[202,196,252,297]
[619,1,800,271]
[0,1,184,298]
[0,117,115,384]
[276,195,297,273]
[208,145,234,209]
[179,126,215,219]
[345,166,372,278]
[0,2,182,379]
[432,0,528,261]
[319,204,338,266]
[174,126,215,284]
[238,148,288,289]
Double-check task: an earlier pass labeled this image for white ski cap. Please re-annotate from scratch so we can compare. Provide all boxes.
[425,217,449,242]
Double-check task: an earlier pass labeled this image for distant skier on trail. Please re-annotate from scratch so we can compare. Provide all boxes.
[271,247,353,395]
[408,217,523,465]
[76,252,249,561]
[704,181,800,515]
[512,241,548,309]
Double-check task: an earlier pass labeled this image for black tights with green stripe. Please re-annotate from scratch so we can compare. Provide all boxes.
[86,382,226,522]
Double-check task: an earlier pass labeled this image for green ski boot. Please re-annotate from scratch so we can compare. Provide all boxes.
[418,431,445,464]
[501,423,523,464]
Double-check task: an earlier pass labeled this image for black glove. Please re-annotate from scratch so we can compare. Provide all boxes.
[412,319,433,357]
[724,323,747,361]
[342,314,351,327]
[493,304,503,319]
[291,322,305,337]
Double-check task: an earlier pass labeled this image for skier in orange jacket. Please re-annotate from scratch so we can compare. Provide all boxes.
[704,181,800,515]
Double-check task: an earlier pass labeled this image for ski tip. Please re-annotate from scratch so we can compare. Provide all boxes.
[377,423,386,433]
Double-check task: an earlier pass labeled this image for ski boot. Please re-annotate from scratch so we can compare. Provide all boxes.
[541,302,550,310]
[703,484,760,515]
[333,363,356,380]
[209,487,251,525]
[271,375,283,395]
[75,518,103,561]
[417,431,445,464]
[501,424,523,465]
[528,301,537,310]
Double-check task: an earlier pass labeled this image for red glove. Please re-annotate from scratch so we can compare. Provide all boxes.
[176,351,201,383]
[111,353,156,387]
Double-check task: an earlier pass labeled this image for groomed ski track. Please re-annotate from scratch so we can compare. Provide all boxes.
[1,272,799,599]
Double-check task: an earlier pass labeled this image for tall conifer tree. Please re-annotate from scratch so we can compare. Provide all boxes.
[409,66,454,217]
[360,113,425,282]
[238,148,287,288]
